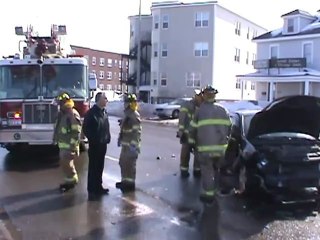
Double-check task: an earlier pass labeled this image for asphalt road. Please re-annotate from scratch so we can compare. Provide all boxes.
[0,117,319,240]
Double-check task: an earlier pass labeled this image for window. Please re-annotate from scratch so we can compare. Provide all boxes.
[234,48,240,62]
[99,58,105,66]
[251,82,255,90]
[161,43,168,57]
[270,45,278,59]
[186,72,201,87]
[195,12,209,27]
[84,55,89,61]
[235,22,241,35]
[153,43,158,57]
[106,84,112,90]
[236,79,241,89]
[99,71,104,79]
[114,59,118,67]
[253,30,257,38]
[118,85,121,90]
[246,51,249,65]
[162,15,169,29]
[107,71,112,80]
[130,25,134,37]
[160,73,167,86]
[303,42,312,65]
[252,53,256,65]
[118,72,121,80]
[152,72,157,86]
[99,84,104,90]
[154,15,159,29]
[92,57,96,65]
[107,58,112,67]
[119,60,122,68]
[114,72,117,79]
[194,42,208,57]
[287,18,294,33]
[92,70,96,74]
[126,61,129,68]
[247,27,250,39]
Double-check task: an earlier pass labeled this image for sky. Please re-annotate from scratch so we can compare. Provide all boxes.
[0,0,319,57]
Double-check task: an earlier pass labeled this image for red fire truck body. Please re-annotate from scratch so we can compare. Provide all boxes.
[0,25,96,153]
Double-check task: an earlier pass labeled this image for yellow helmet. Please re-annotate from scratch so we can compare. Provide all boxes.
[54,92,74,108]
[124,93,137,103]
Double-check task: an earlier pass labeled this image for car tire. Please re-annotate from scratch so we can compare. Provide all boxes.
[172,109,179,119]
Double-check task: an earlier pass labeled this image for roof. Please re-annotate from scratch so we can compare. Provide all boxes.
[281,9,313,18]
[237,68,320,78]
[70,45,129,57]
[254,10,320,40]
[151,1,217,8]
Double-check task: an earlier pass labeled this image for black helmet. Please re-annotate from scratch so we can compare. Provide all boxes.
[203,85,218,94]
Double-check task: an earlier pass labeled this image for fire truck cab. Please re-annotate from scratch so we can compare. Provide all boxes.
[0,24,97,153]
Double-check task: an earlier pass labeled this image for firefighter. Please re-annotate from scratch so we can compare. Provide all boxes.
[189,85,232,204]
[116,93,142,192]
[176,89,203,178]
[53,93,82,192]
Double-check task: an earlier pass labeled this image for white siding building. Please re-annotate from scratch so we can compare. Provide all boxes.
[129,1,267,103]
[237,9,320,101]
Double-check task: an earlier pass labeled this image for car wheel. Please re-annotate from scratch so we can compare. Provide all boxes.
[172,109,179,119]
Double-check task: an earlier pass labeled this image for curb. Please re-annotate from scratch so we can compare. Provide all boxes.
[109,115,178,128]
[141,119,178,127]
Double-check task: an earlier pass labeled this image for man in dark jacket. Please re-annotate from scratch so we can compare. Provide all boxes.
[83,92,111,200]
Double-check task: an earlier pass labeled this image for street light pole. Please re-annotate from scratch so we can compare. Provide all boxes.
[136,0,142,100]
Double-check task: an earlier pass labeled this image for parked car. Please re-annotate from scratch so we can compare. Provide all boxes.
[225,95,320,203]
[153,98,191,119]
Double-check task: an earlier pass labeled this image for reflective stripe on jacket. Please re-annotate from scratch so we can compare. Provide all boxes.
[119,108,142,152]
[54,108,82,152]
[189,102,231,154]
[178,99,196,137]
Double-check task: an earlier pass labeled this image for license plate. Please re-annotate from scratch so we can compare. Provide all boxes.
[8,119,21,126]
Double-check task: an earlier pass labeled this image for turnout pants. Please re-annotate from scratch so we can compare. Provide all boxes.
[87,143,107,193]
[119,146,138,184]
[198,152,223,197]
[180,143,200,172]
[59,149,79,184]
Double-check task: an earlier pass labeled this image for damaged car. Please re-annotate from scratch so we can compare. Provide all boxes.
[225,95,320,203]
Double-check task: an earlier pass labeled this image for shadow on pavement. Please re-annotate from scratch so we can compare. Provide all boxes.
[0,190,86,220]
[72,228,106,240]
[1,151,59,172]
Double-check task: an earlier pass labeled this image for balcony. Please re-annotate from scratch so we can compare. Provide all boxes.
[253,58,307,70]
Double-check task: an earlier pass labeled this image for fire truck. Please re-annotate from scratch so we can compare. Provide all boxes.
[0,24,97,154]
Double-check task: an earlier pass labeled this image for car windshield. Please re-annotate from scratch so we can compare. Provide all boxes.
[243,114,255,136]
[42,64,87,99]
[0,65,40,99]
[169,99,185,105]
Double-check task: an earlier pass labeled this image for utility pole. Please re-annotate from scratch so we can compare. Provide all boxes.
[136,0,142,100]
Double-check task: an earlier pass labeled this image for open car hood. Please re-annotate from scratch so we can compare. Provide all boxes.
[247,95,320,140]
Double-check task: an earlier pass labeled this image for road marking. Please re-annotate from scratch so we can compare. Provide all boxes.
[0,220,14,240]
[105,155,119,162]
[102,173,154,217]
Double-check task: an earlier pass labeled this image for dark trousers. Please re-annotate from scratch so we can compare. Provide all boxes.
[87,143,107,193]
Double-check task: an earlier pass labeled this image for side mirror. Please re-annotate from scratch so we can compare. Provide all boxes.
[89,73,97,91]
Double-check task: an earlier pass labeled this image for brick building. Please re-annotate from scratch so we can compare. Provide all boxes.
[71,45,129,91]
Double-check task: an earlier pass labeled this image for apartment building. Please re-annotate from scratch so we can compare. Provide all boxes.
[129,1,267,103]
[237,9,320,101]
[128,15,152,102]
[71,45,129,92]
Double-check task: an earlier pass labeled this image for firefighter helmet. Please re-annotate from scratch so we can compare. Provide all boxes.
[56,92,70,102]
[124,93,137,103]
[203,85,218,94]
